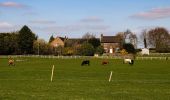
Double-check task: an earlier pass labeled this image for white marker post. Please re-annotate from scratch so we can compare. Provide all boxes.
[51,65,55,82]
[109,71,112,82]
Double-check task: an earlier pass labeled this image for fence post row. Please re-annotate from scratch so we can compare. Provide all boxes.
[0,54,169,60]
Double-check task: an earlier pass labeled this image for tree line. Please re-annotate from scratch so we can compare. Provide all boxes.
[0,25,37,55]
[0,25,103,55]
[141,27,170,52]
[48,33,103,56]
[0,25,170,55]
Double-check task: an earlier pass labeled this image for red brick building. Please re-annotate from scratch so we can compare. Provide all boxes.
[50,37,66,47]
[100,34,121,54]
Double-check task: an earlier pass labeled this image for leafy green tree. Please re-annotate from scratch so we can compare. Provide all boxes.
[0,34,4,54]
[0,34,9,54]
[63,47,74,56]
[95,45,104,55]
[123,43,136,54]
[54,46,63,56]
[7,33,19,54]
[79,42,95,56]
[73,45,81,55]
[88,38,100,48]
[82,33,99,46]
[33,38,54,55]
[18,25,37,54]
[0,32,19,55]
[82,33,100,52]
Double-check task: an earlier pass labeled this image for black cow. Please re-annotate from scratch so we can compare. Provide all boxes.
[166,57,168,60]
[81,60,90,66]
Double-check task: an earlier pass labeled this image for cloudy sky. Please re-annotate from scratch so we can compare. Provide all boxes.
[0,0,170,41]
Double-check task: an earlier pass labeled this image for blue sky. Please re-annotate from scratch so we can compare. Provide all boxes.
[0,0,170,41]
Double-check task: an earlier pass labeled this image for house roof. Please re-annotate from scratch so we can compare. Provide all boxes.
[58,37,65,41]
[67,38,87,44]
[101,36,121,43]
[50,37,66,47]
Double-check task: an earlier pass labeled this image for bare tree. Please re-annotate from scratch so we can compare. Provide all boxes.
[115,32,124,49]
[82,32,95,39]
[147,27,170,52]
[129,33,137,49]
[123,29,137,49]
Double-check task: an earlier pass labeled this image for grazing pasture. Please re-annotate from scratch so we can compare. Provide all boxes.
[0,57,170,100]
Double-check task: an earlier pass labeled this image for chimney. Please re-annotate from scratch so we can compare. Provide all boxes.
[100,34,103,42]
[101,34,103,38]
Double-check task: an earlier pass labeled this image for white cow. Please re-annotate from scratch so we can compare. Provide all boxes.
[124,59,132,63]
[123,59,134,65]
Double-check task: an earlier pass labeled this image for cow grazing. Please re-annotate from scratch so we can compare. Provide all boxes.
[129,60,134,65]
[123,59,134,65]
[8,59,15,66]
[102,60,109,65]
[124,59,131,63]
[166,57,168,61]
[81,60,90,66]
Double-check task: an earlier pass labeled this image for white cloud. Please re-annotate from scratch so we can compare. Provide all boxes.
[80,16,104,23]
[131,7,170,20]
[31,17,110,33]
[37,24,110,33]
[0,1,28,8]
[0,22,21,33]
[23,12,38,16]
[0,22,13,28]
[29,20,56,24]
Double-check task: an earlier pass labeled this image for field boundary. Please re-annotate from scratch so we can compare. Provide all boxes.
[136,57,168,60]
[0,55,169,60]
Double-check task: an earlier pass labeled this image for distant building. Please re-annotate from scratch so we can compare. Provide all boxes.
[141,48,149,55]
[51,34,122,54]
[100,34,121,54]
[50,37,66,47]
[50,36,88,48]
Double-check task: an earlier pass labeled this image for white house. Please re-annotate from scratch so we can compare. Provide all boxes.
[141,48,149,55]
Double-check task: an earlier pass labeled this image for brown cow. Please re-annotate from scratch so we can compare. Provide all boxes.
[8,57,15,66]
[102,60,109,65]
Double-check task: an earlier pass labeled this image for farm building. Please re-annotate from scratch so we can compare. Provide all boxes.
[50,36,88,48]
[141,48,149,55]
[100,34,121,54]
[50,37,67,47]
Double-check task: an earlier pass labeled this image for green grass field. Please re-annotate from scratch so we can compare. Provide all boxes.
[0,57,170,100]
